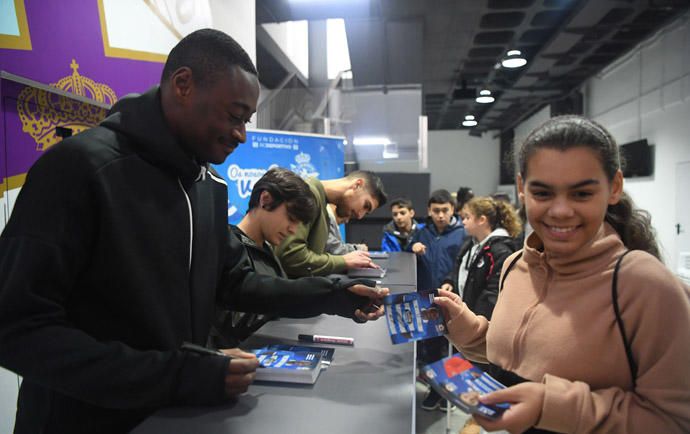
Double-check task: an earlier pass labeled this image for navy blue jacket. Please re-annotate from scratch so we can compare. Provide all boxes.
[409,217,465,291]
[381,220,423,252]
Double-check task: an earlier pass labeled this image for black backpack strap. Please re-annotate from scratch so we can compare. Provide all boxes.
[612,250,637,389]
[499,250,523,292]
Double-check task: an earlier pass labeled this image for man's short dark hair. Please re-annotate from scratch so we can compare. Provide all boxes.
[390,197,413,211]
[428,189,455,208]
[247,168,316,224]
[346,170,387,208]
[456,186,474,210]
[161,28,258,87]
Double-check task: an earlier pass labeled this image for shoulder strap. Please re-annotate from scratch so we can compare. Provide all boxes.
[612,250,637,389]
[499,250,523,292]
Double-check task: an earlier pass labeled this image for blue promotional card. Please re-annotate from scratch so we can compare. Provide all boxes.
[212,129,345,224]
[383,290,446,344]
[421,354,510,419]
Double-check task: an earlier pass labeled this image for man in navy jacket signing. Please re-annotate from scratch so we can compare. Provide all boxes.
[0,29,386,434]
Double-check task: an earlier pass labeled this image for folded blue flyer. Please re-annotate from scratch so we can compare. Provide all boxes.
[421,353,510,419]
[383,290,446,344]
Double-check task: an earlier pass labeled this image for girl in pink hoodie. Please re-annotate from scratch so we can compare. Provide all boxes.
[435,115,690,433]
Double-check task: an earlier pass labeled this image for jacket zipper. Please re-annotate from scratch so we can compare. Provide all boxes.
[511,266,551,370]
[178,179,193,271]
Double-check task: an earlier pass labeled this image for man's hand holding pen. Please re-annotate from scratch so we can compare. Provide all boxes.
[343,250,380,269]
[181,343,259,397]
[347,283,389,322]
[220,348,259,397]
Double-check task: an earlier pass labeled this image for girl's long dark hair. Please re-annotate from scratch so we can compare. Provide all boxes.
[517,115,661,260]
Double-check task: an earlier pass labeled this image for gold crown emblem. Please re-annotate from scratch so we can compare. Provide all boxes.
[17,59,118,151]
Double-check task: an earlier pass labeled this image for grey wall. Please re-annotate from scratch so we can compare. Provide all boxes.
[511,15,690,270]
[584,15,690,270]
[513,106,550,151]
[340,88,422,164]
[427,129,501,197]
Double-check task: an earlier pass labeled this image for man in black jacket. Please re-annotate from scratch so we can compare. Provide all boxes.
[0,29,386,434]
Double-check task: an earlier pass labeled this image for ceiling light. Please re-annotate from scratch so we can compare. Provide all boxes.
[352,136,392,146]
[462,115,477,127]
[476,89,495,104]
[501,50,527,69]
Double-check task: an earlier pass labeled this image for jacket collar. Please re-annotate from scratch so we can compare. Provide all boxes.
[231,225,274,252]
[384,219,419,236]
[425,215,461,236]
[100,86,204,187]
[523,222,625,276]
[481,227,510,245]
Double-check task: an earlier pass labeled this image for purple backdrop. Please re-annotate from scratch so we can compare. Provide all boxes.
[0,1,164,97]
[1,1,165,183]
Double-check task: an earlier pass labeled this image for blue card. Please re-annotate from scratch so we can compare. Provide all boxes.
[383,290,446,344]
[422,353,510,419]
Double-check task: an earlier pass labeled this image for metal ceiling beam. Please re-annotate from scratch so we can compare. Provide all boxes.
[256,25,309,88]
[469,0,591,133]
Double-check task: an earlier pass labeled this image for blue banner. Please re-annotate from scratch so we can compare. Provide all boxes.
[212,129,345,224]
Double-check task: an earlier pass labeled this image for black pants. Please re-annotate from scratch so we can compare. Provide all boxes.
[417,336,451,365]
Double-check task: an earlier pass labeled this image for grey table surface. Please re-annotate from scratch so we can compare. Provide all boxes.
[378,251,417,292]
[132,252,418,434]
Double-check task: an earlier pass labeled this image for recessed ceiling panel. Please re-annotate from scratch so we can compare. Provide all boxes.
[480,12,525,29]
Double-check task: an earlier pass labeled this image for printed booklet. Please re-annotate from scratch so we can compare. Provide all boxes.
[421,353,510,419]
[255,344,335,367]
[251,344,335,384]
[368,251,390,259]
[383,290,446,344]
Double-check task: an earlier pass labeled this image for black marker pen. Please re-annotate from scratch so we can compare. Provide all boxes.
[298,334,354,346]
[180,342,232,358]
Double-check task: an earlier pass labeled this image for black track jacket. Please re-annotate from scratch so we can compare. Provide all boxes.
[0,87,368,433]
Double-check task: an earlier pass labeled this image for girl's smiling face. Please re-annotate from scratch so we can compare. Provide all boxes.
[518,146,623,257]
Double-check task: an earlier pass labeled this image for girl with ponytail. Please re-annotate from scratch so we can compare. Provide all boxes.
[440,196,522,320]
[434,115,690,433]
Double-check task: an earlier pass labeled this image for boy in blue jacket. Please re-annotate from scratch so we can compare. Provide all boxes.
[411,190,465,293]
[381,197,422,251]
[410,189,465,411]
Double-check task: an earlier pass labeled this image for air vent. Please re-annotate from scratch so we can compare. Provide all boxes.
[480,12,525,29]
[464,59,498,70]
[520,29,552,44]
[531,10,566,27]
[598,8,633,25]
[468,47,505,58]
[474,31,514,44]
[453,88,477,100]
[488,0,536,9]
